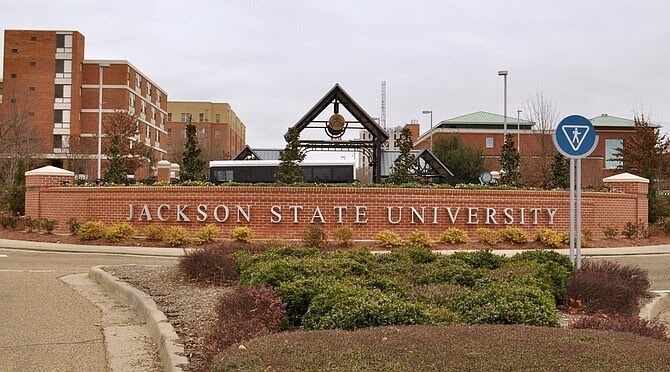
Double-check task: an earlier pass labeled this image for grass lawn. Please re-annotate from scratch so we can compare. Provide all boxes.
[213,324,670,371]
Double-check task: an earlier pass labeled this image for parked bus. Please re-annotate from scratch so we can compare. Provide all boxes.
[209,160,356,183]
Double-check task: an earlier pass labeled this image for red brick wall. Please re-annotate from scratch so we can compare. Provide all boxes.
[25,175,648,239]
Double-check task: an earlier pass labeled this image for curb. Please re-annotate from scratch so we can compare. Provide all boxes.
[639,290,670,320]
[89,266,189,372]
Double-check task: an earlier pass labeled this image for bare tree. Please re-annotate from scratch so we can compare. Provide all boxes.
[525,92,560,187]
[103,111,154,182]
[0,89,42,184]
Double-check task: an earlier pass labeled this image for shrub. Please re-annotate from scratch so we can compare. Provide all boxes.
[77,221,107,240]
[178,246,239,284]
[451,250,507,270]
[195,224,220,244]
[603,227,618,239]
[332,227,353,248]
[499,227,530,244]
[67,217,80,235]
[407,230,432,248]
[41,219,57,234]
[275,277,333,325]
[207,286,286,355]
[491,260,571,302]
[570,315,668,341]
[0,214,19,230]
[622,222,638,239]
[393,245,438,264]
[639,224,651,238]
[162,226,191,247]
[375,230,403,249]
[566,260,650,315]
[536,228,566,248]
[476,228,500,246]
[229,226,253,243]
[581,228,592,245]
[303,225,326,249]
[453,283,560,327]
[25,217,39,232]
[438,228,469,244]
[302,283,428,330]
[414,257,482,287]
[511,250,574,275]
[143,224,165,241]
[104,222,138,242]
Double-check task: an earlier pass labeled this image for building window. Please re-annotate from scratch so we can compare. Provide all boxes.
[181,129,187,138]
[10,74,17,79]
[147,83,152,98]
[129,94,136,114]
[136,74,141,92]
[155,128,160,143]
[29,86,35,92]
[199,128,206,137]
[167,129,172,138]
[215,130,221,139]
[30,61,36,67]
[30,36,37,42]
[55,59,72,78]
[56,34,73,53]
[485,137,494,149]
[156,90,161,105]
[180,113,190,122]
[167,113,172,121]
[28,112,35,117]
[55,84,71,102]
[199,113,205,122]
[146,125,151,142]
[215,113,221,123]
[605,139,624,170]
[11,48,18,53]
[10,98,16,104]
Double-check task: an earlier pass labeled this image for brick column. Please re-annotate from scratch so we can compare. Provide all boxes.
[156,160,171,182]
[603,172,649,225]
[25,166,75,218]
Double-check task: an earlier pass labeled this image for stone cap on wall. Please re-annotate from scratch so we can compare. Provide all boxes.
[603,172,649,184]
[25,166,74,177]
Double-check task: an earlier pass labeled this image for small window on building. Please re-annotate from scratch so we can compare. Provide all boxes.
[56,35,65,48]
[30,61,36,67]
[199,113,205,122]
[53,134,62,148]
[485,137,494,149]
[180,113,190,122]
[147,83,152,97]
[215,130,221,139]
[181,129,187,138]
[167,113,172,121]
[28,112,34,117]
[167,129,172,138]
[199,128,206,137]
[605,139,624,169]
[10,74,17,79]
[30,36,37,42]
[155,128,160,143]
[11,48,18,53]
[215,114,221,123]
[10,98,16,104]
[54,110,63,123]
[28,86,35,92]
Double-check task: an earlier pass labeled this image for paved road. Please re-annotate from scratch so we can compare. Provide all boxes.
[590,254,670,290]
[0,248,175,372]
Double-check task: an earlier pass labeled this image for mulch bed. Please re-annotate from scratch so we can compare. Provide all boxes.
[105,265,230,372]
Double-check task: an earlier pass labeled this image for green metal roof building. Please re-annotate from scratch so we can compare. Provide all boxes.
[434,111,535,130]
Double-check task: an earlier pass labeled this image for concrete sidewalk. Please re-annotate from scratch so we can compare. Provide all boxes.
[1,238,670,258]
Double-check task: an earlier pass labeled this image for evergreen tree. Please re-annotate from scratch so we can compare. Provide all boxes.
[104,139,127,184]
[617,115,670,222]
[433,135,485,184]
[550,153,570,189]
[180,120,205,181]
[500,134,521,186]
[5,158,25,214]
[103,112,136,184]
[276,127,305,183]
[388,127,420,184]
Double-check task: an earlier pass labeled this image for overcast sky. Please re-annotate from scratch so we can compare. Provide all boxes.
[2,0,669,147]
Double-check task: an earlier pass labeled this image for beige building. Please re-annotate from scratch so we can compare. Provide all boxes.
[164,101,246,162]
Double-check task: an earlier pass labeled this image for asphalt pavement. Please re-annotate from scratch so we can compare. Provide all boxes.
[0,248,175,372]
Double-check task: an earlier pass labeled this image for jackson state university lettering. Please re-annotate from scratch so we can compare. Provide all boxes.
[127,204,558,225]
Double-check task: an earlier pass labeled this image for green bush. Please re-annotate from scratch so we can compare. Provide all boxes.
[104,222,138,242]
[407,230,432,249]
[477,228,500,245]
[303,225,326,249]
[77,221,107,240]
[0,214,19,230]
[392,245,439,264]
[302,283,429,330]
[453,283,560,327]
[67,217,80,235]
[194,224,219,244]
[332,227,354,248]
[25,217,39,232]
[143,224,165,241]
[622,222,638,239]
[438,228,469,244]
[162,226,191,247]
[450,250,507,270]
[489,260,571,302]
[375,230,403,249]
[499,227,530,244]
[603,227,618,239]
[40,219,57,234]
[230,226,253,243]
[275,277,334,325]
[511,250,574,275]
[414,257,482,287]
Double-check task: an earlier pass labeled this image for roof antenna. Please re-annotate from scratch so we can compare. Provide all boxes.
[380,81,387,129]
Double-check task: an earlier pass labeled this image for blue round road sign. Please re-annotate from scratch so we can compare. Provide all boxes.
[553,115,597,159]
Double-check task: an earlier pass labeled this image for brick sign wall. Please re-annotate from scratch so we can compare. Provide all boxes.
[25,168,649,240]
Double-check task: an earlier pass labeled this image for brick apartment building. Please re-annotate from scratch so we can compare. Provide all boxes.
[414,111,637,186]
[1,30,167,179]
[164,101,245,162]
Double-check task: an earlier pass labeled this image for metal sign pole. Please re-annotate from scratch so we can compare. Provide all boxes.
[569,158,575,265]
[576,158,582,269]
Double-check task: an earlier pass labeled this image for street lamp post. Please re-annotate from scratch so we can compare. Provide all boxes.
[517,109,522,153]
[97,63,110,181]
[498,70,508,143]
[422,110,433,150]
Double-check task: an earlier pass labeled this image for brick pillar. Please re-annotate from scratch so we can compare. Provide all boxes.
[156,160,171,182]
[603,172,649,225]
[25,166,75,218]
